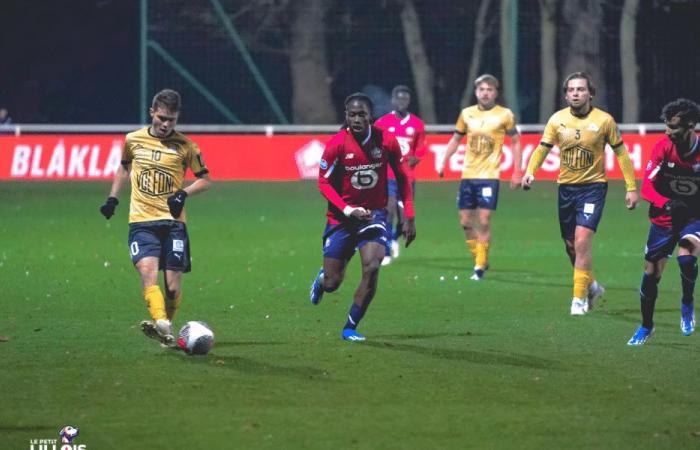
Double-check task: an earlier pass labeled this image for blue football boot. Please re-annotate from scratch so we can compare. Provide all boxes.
[680,303,695,336]
[341,328,366,342]
[310,268,324,305]
[627,326,654,346]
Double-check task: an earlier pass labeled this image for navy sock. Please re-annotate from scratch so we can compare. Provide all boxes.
[344,303,364,330]
[640,272,660,329]
[678,255,697,310]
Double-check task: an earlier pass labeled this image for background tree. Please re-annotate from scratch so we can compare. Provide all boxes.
[397,0,437,123]
[288,0,335,123]
[460,0,496,109]
[559,0,606,109]
[500,0,519,118]
[620,0,640,122]
[538,0,558,121]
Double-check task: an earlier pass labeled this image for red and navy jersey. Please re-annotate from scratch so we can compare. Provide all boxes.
[375,112,426,181]
[641,134,700,227]
[318,126,414,224]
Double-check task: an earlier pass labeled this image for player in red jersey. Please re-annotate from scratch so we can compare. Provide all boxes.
[375,85,426,265]
[309,93,416,341]
[628,98,700,345]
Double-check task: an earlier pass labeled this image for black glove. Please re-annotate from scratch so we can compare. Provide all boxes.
[664,199,691,228]
[99,197,119,219]
[167,189,188,218]
[664,199,689,217]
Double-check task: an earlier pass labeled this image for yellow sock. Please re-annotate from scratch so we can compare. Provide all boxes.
[475,241,490,269]
[573,268,593,299]
[143,285,167,321]
[166,293,182,321]
[466,239,478,259]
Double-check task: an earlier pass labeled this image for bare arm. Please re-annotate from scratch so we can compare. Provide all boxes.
[438,132,464,177]
[99,163,130,219]
[183,174,212,197]
[509,131,522,189]
[108,164,131,198]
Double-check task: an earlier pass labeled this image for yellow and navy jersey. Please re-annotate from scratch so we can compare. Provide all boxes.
[541,107,623,185]
[122,127,208,223]
[455,104,516,179]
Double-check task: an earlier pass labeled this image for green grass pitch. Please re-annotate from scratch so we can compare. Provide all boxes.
[1,180,699,449]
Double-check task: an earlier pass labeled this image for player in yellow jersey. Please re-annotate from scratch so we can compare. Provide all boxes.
[439,74,523,280]
[522,72,638,315]
[99,89,212,345]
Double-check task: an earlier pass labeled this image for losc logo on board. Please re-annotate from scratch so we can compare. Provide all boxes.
[294,139,326,179]
[28,425,86,450]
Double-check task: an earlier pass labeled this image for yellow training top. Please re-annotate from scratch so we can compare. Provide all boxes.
[122,127,208,223]
[528,107,634,187]
[455,104,516,179]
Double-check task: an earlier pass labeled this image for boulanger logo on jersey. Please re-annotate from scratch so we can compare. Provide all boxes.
[561,145,594,171]
[28,425,86,450]
[137,168,175,196]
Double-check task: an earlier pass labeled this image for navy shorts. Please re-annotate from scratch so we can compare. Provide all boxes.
[558,183,607,239]
[457,179,499,210]
[321,210,390,260]
[127,220,191,272]
[644,220,700,262]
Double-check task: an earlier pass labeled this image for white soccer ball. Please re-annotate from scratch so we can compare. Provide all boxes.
[177,321,214,355]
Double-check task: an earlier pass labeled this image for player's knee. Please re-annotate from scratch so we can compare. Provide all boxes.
[563,239,575,253]
[165,287,180,300]
[363,259,382,277]
[679,235,700,255]
[323,274,342,292]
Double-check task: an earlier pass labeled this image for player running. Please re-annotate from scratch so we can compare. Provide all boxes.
[375,85,426,265]
[522,72,638,315]
[309,92,416,342]
[628,98,700,345]
[438,74,523,280]
[99,89,212,346]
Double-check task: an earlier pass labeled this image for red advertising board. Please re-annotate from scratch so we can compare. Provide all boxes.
[0,133,664,181]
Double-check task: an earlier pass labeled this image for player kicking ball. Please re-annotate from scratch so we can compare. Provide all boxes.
[628,98,700,345]
[100,89,212,347]
[309,93,416,342]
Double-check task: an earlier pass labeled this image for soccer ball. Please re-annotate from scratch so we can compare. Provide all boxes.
[177,321,214,355]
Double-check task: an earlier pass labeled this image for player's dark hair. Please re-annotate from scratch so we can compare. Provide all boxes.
[152,89,181,112]
[660,98,700,125]
[562,72,596,96]
[474,74,500,90]
[344,92,374,112]
[341,92,374,130]
[391,85,412,97]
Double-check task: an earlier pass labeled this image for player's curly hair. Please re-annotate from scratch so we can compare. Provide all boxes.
[341,92,374,130]
[562,72,596,96]
[152,89,181,112]
[344,92,374,112]
[661,98,700,125]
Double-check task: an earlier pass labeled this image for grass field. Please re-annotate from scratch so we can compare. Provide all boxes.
[1,180,699,449]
